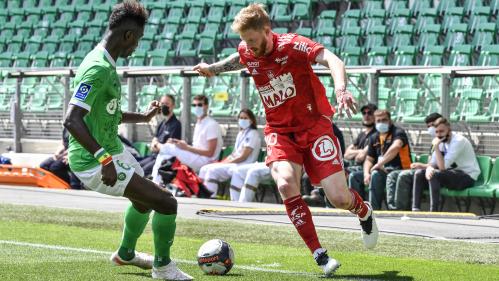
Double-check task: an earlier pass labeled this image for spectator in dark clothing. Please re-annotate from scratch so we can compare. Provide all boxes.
[39,128,82,189]
[349,110,412,209]
[344,103,377,173]
[139,95,182,176]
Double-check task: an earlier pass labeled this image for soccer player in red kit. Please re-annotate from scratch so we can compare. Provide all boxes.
[194,3,378,276]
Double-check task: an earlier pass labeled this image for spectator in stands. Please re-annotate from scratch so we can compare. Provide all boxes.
[230,162,271,202]
[139,95,181,176]
[412,117,480,212]
[391,112,442,210]
[349,110,412,210]
[151,95,223,185]
[344,103,377,172]
[199,108,261,197]
[39,128,82,189]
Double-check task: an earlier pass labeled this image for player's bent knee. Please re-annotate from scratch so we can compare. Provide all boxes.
[153,193,178,215]
[329,192,351,209]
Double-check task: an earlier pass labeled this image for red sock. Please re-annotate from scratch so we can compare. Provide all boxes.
[284,195,322,253]
[349,189,369,219]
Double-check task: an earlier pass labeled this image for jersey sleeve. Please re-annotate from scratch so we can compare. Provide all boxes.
[244,130,261,149]
[69,66,108,112]
[290,35,324,64]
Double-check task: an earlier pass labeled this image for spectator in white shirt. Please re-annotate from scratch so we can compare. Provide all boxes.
[151,95,223,185]
[199,108,261,197]
[412,117,480,211]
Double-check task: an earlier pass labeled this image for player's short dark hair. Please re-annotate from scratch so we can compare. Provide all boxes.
[108,0,148,30]
[239,108,258,130]
[424,112,442,124]
[374,109,391,120]
[165,94,176,105]
[433,117,451,128]
[193,95,209,105]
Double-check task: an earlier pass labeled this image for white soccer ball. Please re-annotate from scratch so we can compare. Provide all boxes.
[197,239,234,275]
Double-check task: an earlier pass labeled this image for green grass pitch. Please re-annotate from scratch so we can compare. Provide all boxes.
[0,204,498,281]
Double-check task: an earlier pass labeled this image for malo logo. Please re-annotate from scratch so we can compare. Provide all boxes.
[293,41,312,54]
[257,73,296,108]
[312,135,338,161]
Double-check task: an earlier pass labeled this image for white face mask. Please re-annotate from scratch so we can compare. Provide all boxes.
[192,106,205,118]
[376,122,390,133]
[427,126,436,138]
[238,119,251,129]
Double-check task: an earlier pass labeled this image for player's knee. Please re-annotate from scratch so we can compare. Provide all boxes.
[155,193,178,215]
[277,181,297,195]
[329,192,351,209]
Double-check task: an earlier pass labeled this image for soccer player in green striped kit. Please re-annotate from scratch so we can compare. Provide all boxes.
[63,1,192,280]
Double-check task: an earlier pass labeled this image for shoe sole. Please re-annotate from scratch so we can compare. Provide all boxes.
[324,263,341,277]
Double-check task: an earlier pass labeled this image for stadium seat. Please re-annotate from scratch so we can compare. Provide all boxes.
[29,85,49,112]
[387,0,407,16]
[295,27,313,37]
[46,92,64,110]
[8,35,24,53]
[394,46,416,66]
[205,0,225,23]
[41,6,58,24]
[390,25,413,50]
[136,85,158,112]
[464,0,485,16]
[160,23,180,40]
[77,34,96,52]
[416,24,441,52]
[0,10,7,23]
[470,23,496,51]
[50,21,68,37]
[197,23,220,40]
[133,142,150,158]
[421,45,444,66]
[49,52,68,67]
[58,6,75,23]
[292,0,311,21]
[42,36,59,54]
[316,10,336,36]
[367,46,389,65]
[340,9,361,32]
[393,89,421,121]
[185,5,204,24]
[9,8,25,24]
[137,32,155,51]
[467,157,499,214]
[129,50,146,66]
[363,25,385,52]
[223,1,245,22]
[441,7,465,33]
[148,49,170,66]
[437,0,459,16]
[361,9,385,32]
[217,48,237,59]
[59,34,77,53]
[387,8,410,35]
[271,0,292,23]
[341,47,363,66]
[415,8,437,35]
[13,52,31,68]
[77,5,93,22]
[338,26,361,51]
[165,2,185,24]
[31,52,49,68]
[468,7,491,34]
[443,24,468,51]
[25,36,42,53]
[448,45,473,66]
[466,90,499,122]
[493,0,499,15]
[450,88,484,121]
[69,51,86,67]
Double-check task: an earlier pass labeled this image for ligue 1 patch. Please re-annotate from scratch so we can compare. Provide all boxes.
[74,83,92,101]
[117,172,127,181]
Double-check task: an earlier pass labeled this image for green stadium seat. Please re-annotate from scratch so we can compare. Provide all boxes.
[46,93,64,110]
[442,7,465,34]
[443,23,468,51]
[314,32,335,49]
[77,5,93,22]
[93,4,111,21]
[31,52,49,68]
[218,146,234,161]
[415,8,437,35]
[493,0,499,15]
[176,39,197,58]
[133,142,150,157]
[437,0,459,16]
[387,0,407,16]
[341,47,362,66]
[470,23,495,51]
[69,51,86,67]
[0,10,7,23]
[137,32,155,51]
[223,1,244,22]
[377,87,392,110]
[51,21,68,37]
[404,94,440,123]
[41,7,58,23]
[468,7,491,34]
[387,8,410,35]
[450,88,484,121]
[49,52,68,67]
[9,8,25,24]
[363,25,385,52]
[295,27,313,37]
[292,0,311,21]
[394,46,416,66]
[155,36,175,54]
[205,0,225,23]
[447,45,473,66]
[316,10,336,37]
[148,49,169,66]
[271,0,292,23]
[217,48,237,59]
[361,9,385,32]
[466,157,499,214]
[340,9,361,32]
[197,23,219,40]
[338,26,361,51]
[466,90,499,122]
[185,6,204,24]
[24,36,42,53]
[161,23,180,40]
[42,36,59,53]
[198,37,217,60]
[77,34,96,52]
[58,6,75,23]
[149,4,166,25]
[0,52,12,67]
[176,24,198,40]
[367,46,389,65]
[38,0,52,6]
[390,25,413,50]
[68,20,86,37]
[361,0,383,16]
[15,22,32,38]
[59,34,76,53]
[8,35,24,53]
[13,52,31,68]
[165,2,185,24]
[28,85,48,112]
[72,0,88,6]
[136,85,158,112]
[129,50,146,66]
[421,45,444,66]
[416,24,441,52]
[393,89,420,121]
[25,8,41,25]
[463,0,485,16]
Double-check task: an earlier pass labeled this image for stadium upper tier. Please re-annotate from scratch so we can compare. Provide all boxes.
[0,0,498,67]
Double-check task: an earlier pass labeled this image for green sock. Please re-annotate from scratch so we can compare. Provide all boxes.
[118,204,151,261]
[152,212,177,267]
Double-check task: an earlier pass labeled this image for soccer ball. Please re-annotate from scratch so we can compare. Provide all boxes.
[197,239,234,275]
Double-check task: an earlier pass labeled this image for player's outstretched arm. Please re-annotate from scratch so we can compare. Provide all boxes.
[121,100,160,123]
[315,49,358,118]
[64,105,117,186]
[193,53,245,77]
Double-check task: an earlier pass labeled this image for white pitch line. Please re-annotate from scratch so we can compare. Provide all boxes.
[0,240,316,277]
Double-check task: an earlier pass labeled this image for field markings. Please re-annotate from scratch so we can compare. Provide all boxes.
[0,240,317,277]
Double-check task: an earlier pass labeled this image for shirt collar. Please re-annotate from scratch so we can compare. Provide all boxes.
[96,44,116,68]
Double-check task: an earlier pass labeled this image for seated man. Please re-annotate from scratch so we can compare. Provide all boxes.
[199,109,261,197]
[412,117,480,212]
[139,95,181,176]
[39,128,82,189]
[349,110,412,210]
[343,103,377,172]
[392,112,441,210]
[229,162,272,202]
[151,95,223,185]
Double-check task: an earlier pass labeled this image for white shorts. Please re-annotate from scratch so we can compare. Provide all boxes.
[199,163,237,182]
[74,149,144,197]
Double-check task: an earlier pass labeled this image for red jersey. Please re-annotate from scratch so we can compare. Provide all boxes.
[238,32,334,134]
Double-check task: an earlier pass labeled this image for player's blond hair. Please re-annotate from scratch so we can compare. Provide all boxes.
[231,3,271,33]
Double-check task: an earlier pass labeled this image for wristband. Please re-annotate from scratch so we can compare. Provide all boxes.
[94,148,113,166]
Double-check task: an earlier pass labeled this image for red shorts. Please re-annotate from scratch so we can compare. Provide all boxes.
[264,117,344,185]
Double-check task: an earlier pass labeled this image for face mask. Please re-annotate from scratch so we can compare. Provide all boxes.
[192,106,205,118]
[439,133,450,143]
[427,127,436,138]
[376,123,389,133]
[161,105,170,116]
[238,119,251,129]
